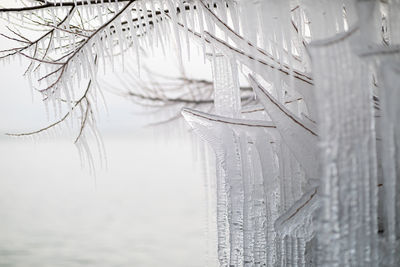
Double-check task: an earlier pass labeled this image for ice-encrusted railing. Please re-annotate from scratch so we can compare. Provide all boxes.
[1,0,400,266]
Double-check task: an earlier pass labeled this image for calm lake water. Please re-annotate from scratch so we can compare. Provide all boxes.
[0,130,216,267]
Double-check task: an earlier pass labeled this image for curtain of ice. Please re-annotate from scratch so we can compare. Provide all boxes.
[307,1,400,265]
[183,54,243,266]
[182,53,282,266]
[310,32,380,267]
[182,55,314,266]
[178,0,400,266]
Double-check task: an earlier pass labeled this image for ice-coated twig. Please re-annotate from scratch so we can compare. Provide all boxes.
[6,78,93,143]
[182,107,276,130]
[0,0,132,13]
[274,187,319,240]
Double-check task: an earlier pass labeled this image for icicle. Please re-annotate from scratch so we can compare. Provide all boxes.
[309,27,379,266]
[166,0,183,64]
[178,0,190,60]
[209,54,241,117]
[150,0,166,55]
[239,132,255,267]
[107,24,115,72]
[114,16,125,69]
[195,0,207,62]
[140,0,153,51]
[377,55,400,266]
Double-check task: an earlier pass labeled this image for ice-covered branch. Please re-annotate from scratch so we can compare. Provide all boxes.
[274,187,319,240]
[182,107,276,129]
[6,78,93,143]
[0,0,132,13]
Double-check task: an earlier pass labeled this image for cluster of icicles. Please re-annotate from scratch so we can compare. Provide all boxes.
[2,0,400,266]
[180,0,400,266]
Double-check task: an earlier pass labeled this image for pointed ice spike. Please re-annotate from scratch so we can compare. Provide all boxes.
[195,0,207,61]
[177,0,190,60]
[166,0,183,65]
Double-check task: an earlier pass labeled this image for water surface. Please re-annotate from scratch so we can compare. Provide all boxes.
[0,131,211,267]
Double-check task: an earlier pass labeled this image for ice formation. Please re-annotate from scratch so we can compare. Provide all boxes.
[181,1,400,266]
[1,0,400,266]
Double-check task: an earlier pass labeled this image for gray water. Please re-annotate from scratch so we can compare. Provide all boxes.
[0,131,212,267]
